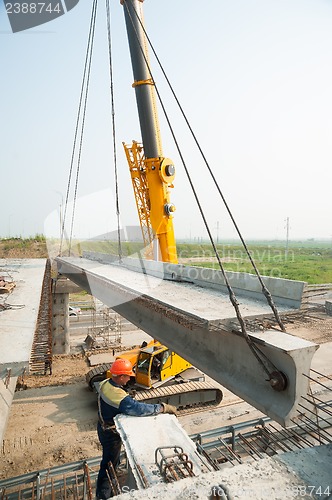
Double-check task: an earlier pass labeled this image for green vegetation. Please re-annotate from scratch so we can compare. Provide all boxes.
[1,237,331,284]
[80,239,143,256]
[176,241,332,284]
[79,238,332,284]
[0,236,48,258]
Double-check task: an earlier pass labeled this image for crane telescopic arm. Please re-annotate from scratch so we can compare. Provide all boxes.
[121,0,178,263]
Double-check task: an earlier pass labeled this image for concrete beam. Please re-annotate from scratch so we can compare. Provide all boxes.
[52,277,82,294]
[0,377,17,446]
[56,256,318,427]
[83,251,306,309]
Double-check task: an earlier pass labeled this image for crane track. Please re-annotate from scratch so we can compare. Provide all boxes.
[170,396,246,416]
[170,399,224,416]
[133,380,223,414]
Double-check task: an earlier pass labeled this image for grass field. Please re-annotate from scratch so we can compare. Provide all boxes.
[180,241,332,284]
[1,237,331,284]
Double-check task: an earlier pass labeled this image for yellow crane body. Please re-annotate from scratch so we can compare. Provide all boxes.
[123,141,178,263]
[104,340,192,389]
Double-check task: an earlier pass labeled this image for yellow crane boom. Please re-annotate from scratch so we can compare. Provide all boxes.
[121,0,178,264]
[123,141,177,263]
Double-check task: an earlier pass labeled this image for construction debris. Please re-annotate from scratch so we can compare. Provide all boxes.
[0,276,15,294]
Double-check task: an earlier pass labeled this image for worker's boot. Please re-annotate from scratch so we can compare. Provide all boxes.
[96,492,112,500]
[96,478,113,499]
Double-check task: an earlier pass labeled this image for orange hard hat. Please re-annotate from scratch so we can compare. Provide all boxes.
[111,358,135,377]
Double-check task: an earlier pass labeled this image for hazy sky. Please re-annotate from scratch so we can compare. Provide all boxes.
[1,0,332,243]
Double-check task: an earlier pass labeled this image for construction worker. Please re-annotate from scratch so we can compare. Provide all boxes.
[96,358,176,499]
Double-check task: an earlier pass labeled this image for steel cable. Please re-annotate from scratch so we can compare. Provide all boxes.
[122,1,283,382]
[127,3,285,333]
[59,0,98,256]
[106,0,123,262]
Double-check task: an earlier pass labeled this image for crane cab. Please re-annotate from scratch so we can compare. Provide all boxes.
[135,342,192,389]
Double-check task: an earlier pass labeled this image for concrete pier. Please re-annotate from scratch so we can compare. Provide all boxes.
[51,276,83,355]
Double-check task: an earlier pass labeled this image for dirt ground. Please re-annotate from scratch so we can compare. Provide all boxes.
[0,355,99,480]
[1,310,332,481]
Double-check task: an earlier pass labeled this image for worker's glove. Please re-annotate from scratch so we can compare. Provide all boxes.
[162,403,177,415]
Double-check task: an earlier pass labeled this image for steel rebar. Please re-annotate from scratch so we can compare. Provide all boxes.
[238,433,265,459]
[301,395,332,417]
[217,438,243,464]
[296,411,332,443]
[298,402,332,433]
[290,418,326,445]
[213,445,236,466]
[303,373,331,392]
[267,423,304,450]
[310,368,332,382]
[259,427,292,452]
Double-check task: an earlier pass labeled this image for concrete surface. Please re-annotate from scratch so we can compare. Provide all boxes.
[88,353,115,366]
[311,341,332,374]
[82,252,306,311]
[115,414,208,490]
[84,251,307,308]
[0,259,46,377]
[52,277,82,294]
[0,376,17,453]
[276,445,332,497]
[0,258,46,443]
[117,444,332,499]
[56,256,318,427]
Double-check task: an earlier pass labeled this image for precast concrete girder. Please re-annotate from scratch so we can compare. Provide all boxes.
[56,257,318,427]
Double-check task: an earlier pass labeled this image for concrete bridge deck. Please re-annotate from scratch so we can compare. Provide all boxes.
[0,259,47,442]
[56,254,318,427]
[57,257,293,326]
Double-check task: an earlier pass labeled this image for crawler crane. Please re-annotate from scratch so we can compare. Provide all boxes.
[56,0,318,427]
